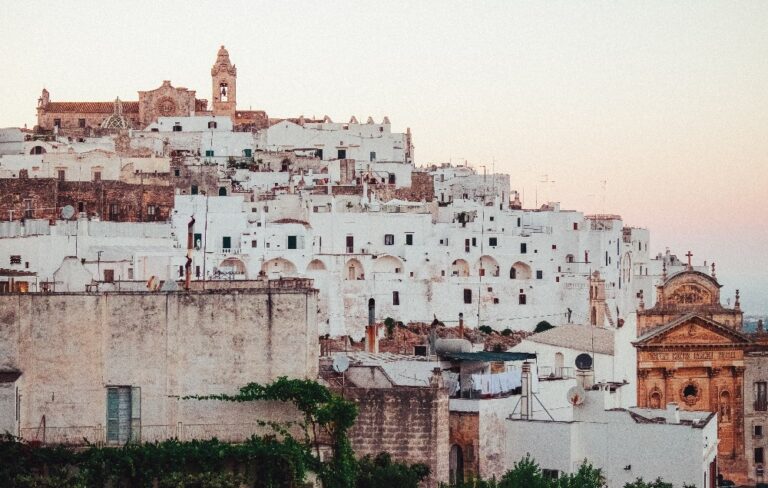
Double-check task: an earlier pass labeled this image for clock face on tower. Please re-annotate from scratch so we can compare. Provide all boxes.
[156,97,177,117]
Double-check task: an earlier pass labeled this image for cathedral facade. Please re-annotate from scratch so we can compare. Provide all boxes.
[34,46,266,137]
[634,263,749,484]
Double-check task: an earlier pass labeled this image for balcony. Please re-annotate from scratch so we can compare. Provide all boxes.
[538,366,574,380]
[220,247,241,255]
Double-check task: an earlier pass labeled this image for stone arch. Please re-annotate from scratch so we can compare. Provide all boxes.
[30,145,46,155]
[219,257,246,276]
[649,388,662,409]
[345,258,364,280]
[476,255,500,277]
[261,257,297,277]
[306,259,326,272]
[373,255,404,274]
[720,390,731,422]
[449,444,464,485]
[510,261,532,280]
[565,254,575,263]
[451,259,470,277]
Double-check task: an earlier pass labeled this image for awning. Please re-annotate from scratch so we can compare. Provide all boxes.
[442,352,536,362]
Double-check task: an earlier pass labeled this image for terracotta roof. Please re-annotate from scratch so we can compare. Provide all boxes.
[45,101,139,114]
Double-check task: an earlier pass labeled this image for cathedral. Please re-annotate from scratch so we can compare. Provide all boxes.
[35,46,268,136]
[635,256,749,484]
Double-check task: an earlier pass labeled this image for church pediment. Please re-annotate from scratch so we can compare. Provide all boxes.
[636,313,750,347]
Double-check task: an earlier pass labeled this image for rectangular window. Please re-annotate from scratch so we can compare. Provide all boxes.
[521,243,528,254]
[489,237,498,247]
[106,386,140,444]
[103,269,114,283]
[393,291,400,306]
[542,470,559,480]
[756,447,765,464]
[147,205,156,216]
[756,382,767,411]
[54,118,61,128]
[23,199,33,218]
[519,293,527,305]
[251,240,257,248]
[243,149,252,157]
[384,234,394,245]
[57,169,66,181]
[464,239,470,253]
[388,174,395,185]
[173,168,180,177]
[191,185,198,195]
[288,235,298,249]
[78,118,86,128]
[405,233,413,245]
[77,201,85,213]
[463,289,472,304]
[573,222,578,230]
[222,236,231,250]
[172,125,182,132]
[205,150,214,157]
[127,268,134,280]
[337,149,347,159]
[517,217,521,227]
[756,425,763,437]
[93,171,101,181]
[10,255,21,265]
[370,151,376,161]
[193,233,202,249]
[536,270,543,279]
[109,204,119,221]
[346,235,354,253]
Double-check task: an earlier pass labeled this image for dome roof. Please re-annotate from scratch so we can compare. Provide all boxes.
[100,98,131,130]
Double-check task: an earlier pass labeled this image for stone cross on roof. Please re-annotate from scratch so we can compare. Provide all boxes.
[685,250,693,268]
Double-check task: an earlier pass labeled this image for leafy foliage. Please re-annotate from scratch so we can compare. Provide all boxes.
[501,328,513,336]
[534,321,554,333]
[441,457,606,488]
[356,452,429,488]
[478,325,494,335]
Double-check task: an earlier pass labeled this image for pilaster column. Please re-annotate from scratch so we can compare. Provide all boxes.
[664,368,676,406]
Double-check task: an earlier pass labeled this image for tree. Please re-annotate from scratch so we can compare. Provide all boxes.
[478,325,494,335]
[534,321,554,333]
[356,452,429,488]
[554,460,606,488]
[623,479,673,488]
[498,455,549,488]
[501,328,513,336]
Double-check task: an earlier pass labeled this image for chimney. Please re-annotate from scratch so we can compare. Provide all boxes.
[521,362,534,420]
[667,402,680,424]
[365,298,378,353]
[458,313,464,339]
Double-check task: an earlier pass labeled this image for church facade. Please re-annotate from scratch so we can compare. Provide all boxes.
[35,46,267,137]
[634,262,749,484]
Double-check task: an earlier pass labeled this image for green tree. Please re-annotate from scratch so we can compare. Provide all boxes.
[623,479,673,488]
[498,455,548,488]
[356,452,429,488]
[534,321,554,333]
[478,325,494,335]
[554,460,606,488]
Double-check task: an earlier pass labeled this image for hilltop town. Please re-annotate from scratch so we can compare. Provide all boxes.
[0,46,765,488]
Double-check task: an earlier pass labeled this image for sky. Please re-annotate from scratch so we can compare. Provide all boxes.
[1,1,766,312]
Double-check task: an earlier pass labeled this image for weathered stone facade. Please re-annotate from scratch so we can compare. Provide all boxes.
[635,269,749,483]
[343,385,449,487]
[0,178,174,222]
[0,285,318,444]
[449,411,479,482]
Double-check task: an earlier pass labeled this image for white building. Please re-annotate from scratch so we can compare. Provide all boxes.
[506,388,718,488]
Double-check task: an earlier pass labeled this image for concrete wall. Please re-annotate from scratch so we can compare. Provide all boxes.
[0,287,318,441]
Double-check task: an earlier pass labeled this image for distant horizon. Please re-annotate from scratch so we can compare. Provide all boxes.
[1,1,765,312]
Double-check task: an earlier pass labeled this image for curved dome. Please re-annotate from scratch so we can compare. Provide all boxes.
[100,98,131,129]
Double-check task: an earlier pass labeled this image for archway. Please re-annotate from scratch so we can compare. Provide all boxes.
[261,258,297,278]
[306,259,326,272]
[219,257,246,278]
[449,444,464,485]
[451,259,470,277]
[476,255,500,277]
[510,261,532,280]
[372,255,403,274]
[30,145,46,155]
[345,258,364,280]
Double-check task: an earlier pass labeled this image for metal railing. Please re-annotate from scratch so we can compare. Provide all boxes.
[538,366,574,379]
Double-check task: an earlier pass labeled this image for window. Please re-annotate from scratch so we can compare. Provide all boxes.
[520,243,527,254]
[464,239,470,253]
[179,266,184,277]
[23,199,33,218]
[106,386,140,444]
[542,469,559,480]
[54,118,61,128]
[109,204,119,221]
[516,217,521,227]
[756,425,763,437]
[573,222,579,230]
[191,185,199,195]
[472,237,477,247]
[388,174,396,185]
[194,233,202,250]
[519,293,527,305]
[384,234,394,245]
[103,269,115,283]
[57,169,66,181]
[315,149,323,159]
[93,171,101,181]
[127,268,134,280]
[463,289,472,304]
[489,237,498,247]
[346,235,354,253]
[755,382,767,411]
[536,270,543,279]
[251,240,257,248]
[288,236,298,249]
[370,151,376,161]
[30,145,45,155]
[10,255,21,265]
[337,149,347,159]
[405,233,413,245]
[218,187,227,196]
[222,236,231,250]
[77,201,85,213]
[205,150,214,157]
[393,291,400,306]
[208,121,217,129]
[172,125,182,132]
[243,148,252,157]
[147,205,156,216]
[756,448,765,465]
[78,118,86,128]
[173,168,180,177]
[489,216,494,222]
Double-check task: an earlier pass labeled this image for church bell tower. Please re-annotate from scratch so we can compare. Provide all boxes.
[211,45,237,117]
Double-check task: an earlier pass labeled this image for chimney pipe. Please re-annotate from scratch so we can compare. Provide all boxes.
[365,298,378,353]
[185,216,195,291]
[521,362,534,420]
[458,313,464,339]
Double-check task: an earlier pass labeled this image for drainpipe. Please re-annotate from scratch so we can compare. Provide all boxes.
[185,216,195,291]
[521,362,533,420]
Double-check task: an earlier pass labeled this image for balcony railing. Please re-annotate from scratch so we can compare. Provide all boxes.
[538,366,574,380]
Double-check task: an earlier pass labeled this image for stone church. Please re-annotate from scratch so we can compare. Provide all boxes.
[35,46,268,137]
[634,257,749,484]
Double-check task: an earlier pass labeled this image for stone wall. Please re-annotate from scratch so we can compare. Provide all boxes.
[0,178,174,222]
[449,411,479,480]
[343,385,449,487]
[0,288,318,441]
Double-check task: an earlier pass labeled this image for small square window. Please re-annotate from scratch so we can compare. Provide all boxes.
[405,234,413,246]
[10,255,21,265]
[536,270,543,279]
[755,425,763,437]
[520,243,527,254]
[489,237,498,247]
[384,234,394,245]
[463,289,472,304]
[251,240,257,248]
[78,118,86,128]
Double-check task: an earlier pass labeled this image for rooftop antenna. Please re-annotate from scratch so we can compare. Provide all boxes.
[601,179,607,214]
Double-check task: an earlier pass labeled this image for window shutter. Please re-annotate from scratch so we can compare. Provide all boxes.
[130,387,141,443]
[106,388,119,442]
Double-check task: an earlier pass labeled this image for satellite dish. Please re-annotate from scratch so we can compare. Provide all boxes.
[332,355,350,374]
[567,385,587,406]
[60,205,75,220]
[575,353,593,371]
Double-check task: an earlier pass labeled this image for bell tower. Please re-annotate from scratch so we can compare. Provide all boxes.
[211,45,237,117]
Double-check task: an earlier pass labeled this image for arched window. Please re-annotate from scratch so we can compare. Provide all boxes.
[30,145,46,155]
[218,187,227,196]
[649,390,662,409]
[510,267,516,279]
[565,254,574,263]
[219,82,228,102]
[720,391,731,422]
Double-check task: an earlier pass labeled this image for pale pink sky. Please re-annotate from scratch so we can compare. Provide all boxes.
[1,1,766,312]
